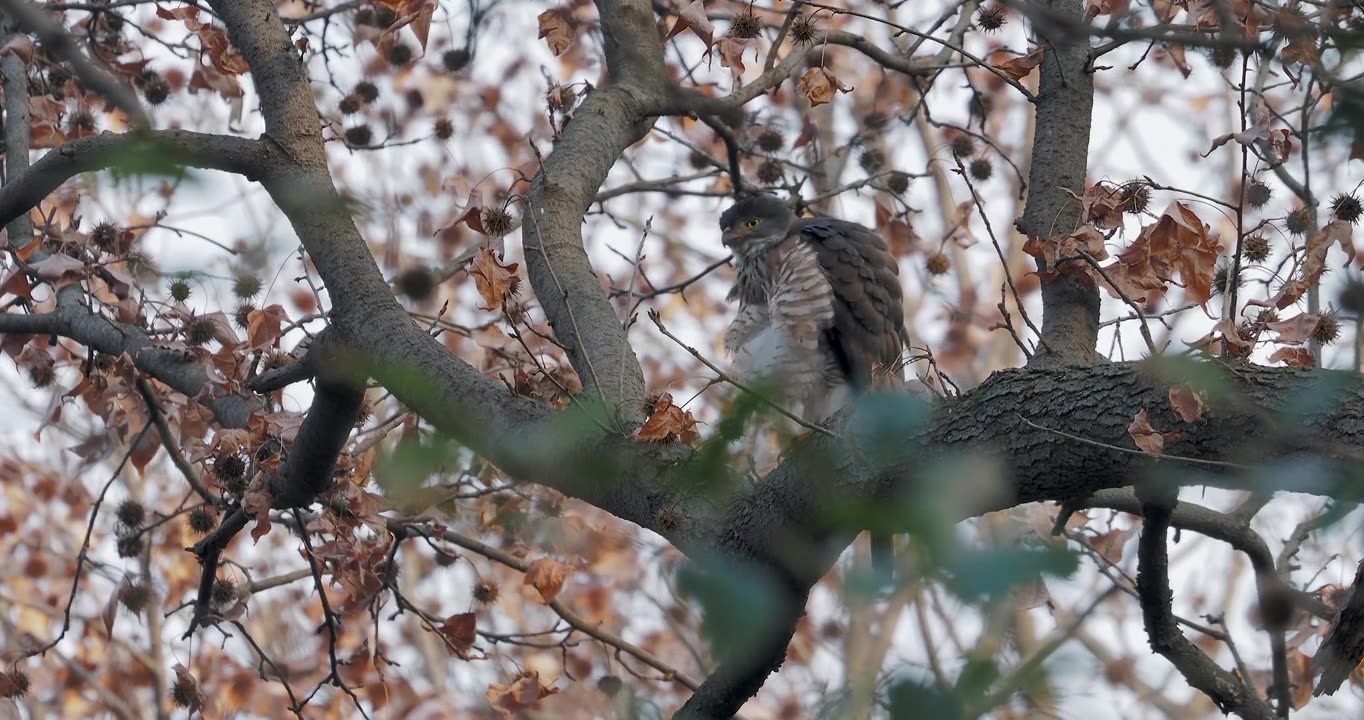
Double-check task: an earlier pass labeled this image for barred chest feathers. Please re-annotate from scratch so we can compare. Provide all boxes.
[724,237,850,422]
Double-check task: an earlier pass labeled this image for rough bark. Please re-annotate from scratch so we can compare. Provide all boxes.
[1015,0,1099,367]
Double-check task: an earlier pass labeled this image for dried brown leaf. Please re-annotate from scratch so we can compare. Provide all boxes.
[523,556,570,604]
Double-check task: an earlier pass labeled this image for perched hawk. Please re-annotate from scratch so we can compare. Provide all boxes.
[720,195,908,572]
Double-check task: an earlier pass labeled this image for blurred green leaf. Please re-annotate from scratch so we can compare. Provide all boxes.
[888,675,965,720]
[104,140,199,184]
[945,545,1078,602]
[676,553,788,659]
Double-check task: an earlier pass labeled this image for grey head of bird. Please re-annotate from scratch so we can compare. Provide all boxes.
[719,195,797,264]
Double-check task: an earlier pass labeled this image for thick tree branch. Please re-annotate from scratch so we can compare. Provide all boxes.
[1136,487,1276,719]
[1,10,33,247]
[0,130,272,231]
[1015,0,1099,367]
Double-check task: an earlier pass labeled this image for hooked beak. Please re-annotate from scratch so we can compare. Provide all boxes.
[721,227,742,247]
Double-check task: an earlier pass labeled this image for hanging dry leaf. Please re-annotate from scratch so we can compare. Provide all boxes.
[434,612,477,657]
[1128,408,1183,456]
[716,37,749,82]
[1266,313,1321,344]
[245,304,289,350]
[30,254,87,286]
[1268,347,1314,367]
[666,0,714,47]
[523,556,570,604]
[487,672,559,718]
[537,10,577,56]
[997,47,1046,80]
[1167,384,1207,424]
[634,393,701,443]
[469,247,520,310]
[797,67,853,107]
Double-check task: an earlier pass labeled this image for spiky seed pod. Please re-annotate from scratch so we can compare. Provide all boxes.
[210,579,237,608]
[926,252,951,275]
[482,207,516,237]
[67,109,97,134]
[859,148,885,173]
[598,676,623,697]
[434,117,454,140]
[1243,235,1271,263]
[116,499,146,528]
[756,159,784,185]
[185,315,216,347]
[1,670,30,698]
[969,157,993,181]
[404,88,424,110]
[949,134,976,158]
[262,349,291,371]
[473,579,500,604]
[395,267,436,301]
[170,674,197,708]
[233,303,255,330]
[756,128,784,152]
[354,6,376,25]
[345,124,374,146]
[1257,307,1280,325]
[443,48,471,72]
[338,94,362,115]
[1313,312,1342,345]
[1245,180,1272,208]
[729,8,762,38]
[188,507,216,535]
[168,276,191,302]
[214,454,246,481]
[1331,192,1362,225]
[91,221,119,254]
[977,4,1007,33]
[1340,278,1364,314]
[434,549,457,566]
[143,76,170,105]
[29,363,55,388]
[1285,206,1314,235]
[1120,182,1151,214]
[232,273,262,299]
[124,250,158,279]
[118,581,153,613]
[887,171,910,194]
[789,14,818,44]
[1211,44,1237,69]
[354,81,380,104]
[116,533,145,558]
[688,150,710,169]
[1212,262,1244,296]
[863,111,889,131]
[387,42,414,66]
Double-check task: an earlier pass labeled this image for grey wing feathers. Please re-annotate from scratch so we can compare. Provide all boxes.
[797,217,907,388]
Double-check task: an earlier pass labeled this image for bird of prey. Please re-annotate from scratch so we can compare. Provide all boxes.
[1315,558,1364,696]
[719,194,909,573]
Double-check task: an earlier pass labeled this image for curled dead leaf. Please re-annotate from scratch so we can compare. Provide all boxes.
[434,612,477,657]
[634,393,700,444]
[523,556,570,604]
[537,10,577,56]
[1167,384,1208,424]
[1268,347,1314,367]
[487,672,559,718]
[1127,408,1183,456]
[797,67,852,108]
[469,247,520,310]
[997,47,1046,81]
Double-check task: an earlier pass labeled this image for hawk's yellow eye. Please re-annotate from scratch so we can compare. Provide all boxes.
[744,218,762,228]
